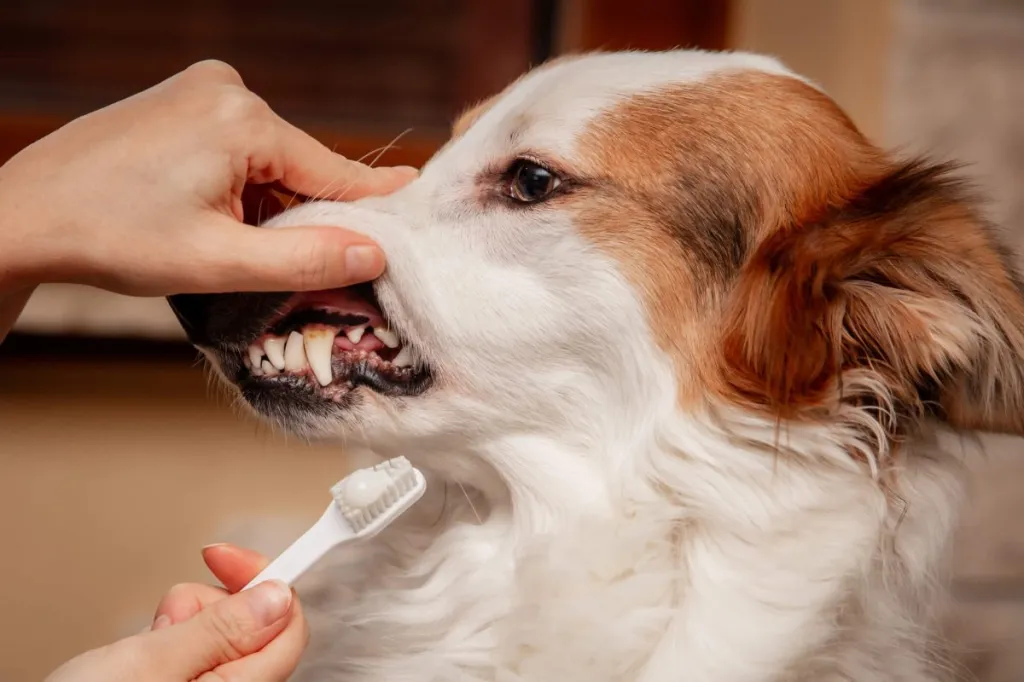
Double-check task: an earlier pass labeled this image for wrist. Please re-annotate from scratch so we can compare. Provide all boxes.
[0,154,67,292]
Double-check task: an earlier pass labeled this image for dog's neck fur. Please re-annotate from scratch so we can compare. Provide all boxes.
[291,402,965,682]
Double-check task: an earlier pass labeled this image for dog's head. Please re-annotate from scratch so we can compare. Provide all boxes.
[169,50,1024,471]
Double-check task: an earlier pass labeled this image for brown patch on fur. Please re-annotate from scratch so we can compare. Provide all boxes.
[452,96,499,140]
[576,70,1024,440]
[576,71,887,403]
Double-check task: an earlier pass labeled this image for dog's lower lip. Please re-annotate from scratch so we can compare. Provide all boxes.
[241,350,432,403]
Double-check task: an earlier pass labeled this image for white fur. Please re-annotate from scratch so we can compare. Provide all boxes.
[236,51,972,681]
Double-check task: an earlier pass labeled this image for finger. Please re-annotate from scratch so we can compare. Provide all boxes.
[257,117,417,200]
[202,543,270,593]
[198,595,309,682]
[144,579,294,680]
[150,544,269,629]
[152,582,229,628]
[183,215,386,292]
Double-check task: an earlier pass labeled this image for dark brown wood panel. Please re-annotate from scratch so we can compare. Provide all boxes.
[566,0,731,52]
[2,1,462,134]
[0,1,539,166]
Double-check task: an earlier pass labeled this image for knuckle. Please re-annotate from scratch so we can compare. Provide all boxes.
[187,59,242,84]
[211,89,272,136]
[202,610,253,661]
[213,89,260,123]
[165,581,194,598]
[156,581,195,613]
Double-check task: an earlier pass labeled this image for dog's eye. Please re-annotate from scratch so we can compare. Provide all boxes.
[507,160,561,203]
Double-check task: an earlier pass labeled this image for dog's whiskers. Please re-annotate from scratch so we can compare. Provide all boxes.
[316,128,414,203]
[456,482,482,525]
[277,129,416,222]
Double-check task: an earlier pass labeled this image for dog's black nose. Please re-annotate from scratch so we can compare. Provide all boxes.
[166,292,292,349]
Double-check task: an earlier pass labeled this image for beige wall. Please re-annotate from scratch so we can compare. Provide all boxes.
[730,0,892,142]
[0,360,352,680]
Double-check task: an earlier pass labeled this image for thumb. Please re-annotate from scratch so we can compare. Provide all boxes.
[145,579,294,679]
[190,217,386,293]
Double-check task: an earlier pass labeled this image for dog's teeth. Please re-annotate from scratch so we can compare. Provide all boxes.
[303,328,335,386]
[374,327,399,348]
[284,331,307,372]
[261,359,279,377]
[392,346,413,368]
[346,326,366,344]
[247,344,263,369]
[263,337,286,370]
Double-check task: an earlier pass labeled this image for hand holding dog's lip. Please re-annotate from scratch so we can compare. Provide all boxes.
[0,58,417,301]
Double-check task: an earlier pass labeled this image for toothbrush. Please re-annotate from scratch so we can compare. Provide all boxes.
[243,456,426,590]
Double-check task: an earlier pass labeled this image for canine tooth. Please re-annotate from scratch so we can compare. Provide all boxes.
[261,359,279,377]
[247,344,263,369]
[374,327,399,348]
[284,331,307,371]
[303,329,335,386]
[263,337,286,370]
[346,326,366,344]
[392,346,413,368]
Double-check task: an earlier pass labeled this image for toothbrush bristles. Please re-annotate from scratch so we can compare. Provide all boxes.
[332,456,420,532]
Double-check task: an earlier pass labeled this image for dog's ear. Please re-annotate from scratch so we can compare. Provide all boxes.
[719,159,1024,438]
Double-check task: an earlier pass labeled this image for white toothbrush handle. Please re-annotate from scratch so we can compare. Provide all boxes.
[243,504,354,590]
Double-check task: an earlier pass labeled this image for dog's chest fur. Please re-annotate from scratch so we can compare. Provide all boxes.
[283,430,965,682]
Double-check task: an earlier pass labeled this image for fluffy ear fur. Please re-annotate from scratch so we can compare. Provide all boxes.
[720,159,1024,441]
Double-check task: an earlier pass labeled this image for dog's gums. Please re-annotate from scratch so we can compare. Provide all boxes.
[239,283,431,402]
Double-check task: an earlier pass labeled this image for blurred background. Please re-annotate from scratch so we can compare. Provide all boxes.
[1,0,1021,679]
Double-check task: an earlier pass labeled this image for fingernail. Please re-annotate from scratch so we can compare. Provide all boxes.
[391,165,419,176]
[152,614,172,631]
[201,543,229,551]
[246,579,293,627]
[345,245,385,281]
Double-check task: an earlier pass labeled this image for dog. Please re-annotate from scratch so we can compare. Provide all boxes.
[168,50,1024,681]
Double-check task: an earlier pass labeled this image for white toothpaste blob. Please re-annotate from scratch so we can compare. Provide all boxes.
[241,457,427,590]
[338,468,395,508]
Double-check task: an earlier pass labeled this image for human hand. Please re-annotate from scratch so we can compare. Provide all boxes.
[0,60,416,297]
[45,544,305,682]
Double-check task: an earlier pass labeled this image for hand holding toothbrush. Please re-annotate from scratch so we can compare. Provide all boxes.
[45,458,425,682]
[45,544,307,682]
